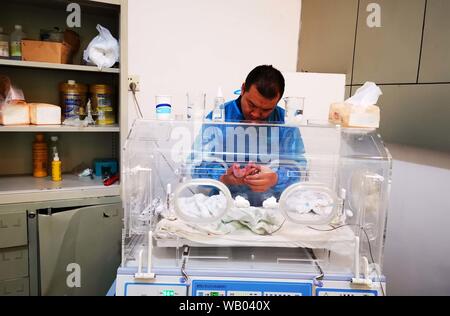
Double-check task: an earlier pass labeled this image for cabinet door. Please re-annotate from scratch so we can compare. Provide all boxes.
[353,0,426,84]
[38,203,122,296]
[298,0,358,85]
[418,0,450,83]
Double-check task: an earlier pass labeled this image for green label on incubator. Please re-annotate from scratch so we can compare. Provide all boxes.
[162,289,175,296]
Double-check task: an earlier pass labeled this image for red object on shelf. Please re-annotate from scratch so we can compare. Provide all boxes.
[103,174,119,186]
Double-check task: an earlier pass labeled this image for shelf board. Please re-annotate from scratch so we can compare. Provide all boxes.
[0,59,120,74]
[0,174,120,204]
[0,124,120,132]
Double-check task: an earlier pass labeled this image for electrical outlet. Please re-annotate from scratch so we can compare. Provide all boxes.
[128,75,140,91]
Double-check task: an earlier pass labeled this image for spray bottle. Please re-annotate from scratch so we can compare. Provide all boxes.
[212,86,225,122]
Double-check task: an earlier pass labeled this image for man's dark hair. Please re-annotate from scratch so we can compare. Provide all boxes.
[244,65,285,100]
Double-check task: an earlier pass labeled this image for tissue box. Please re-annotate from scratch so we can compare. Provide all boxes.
[329,103,380,128]
[21,40,71,64]
[0,103,30,125]
[29,103,61,125]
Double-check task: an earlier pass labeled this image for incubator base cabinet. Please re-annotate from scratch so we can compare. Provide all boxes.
[116,120,391,296]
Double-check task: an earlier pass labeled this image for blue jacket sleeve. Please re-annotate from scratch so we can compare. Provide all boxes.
[271,127,306,194]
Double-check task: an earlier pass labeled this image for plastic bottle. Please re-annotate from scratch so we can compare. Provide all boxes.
[0,27,10,59]
[10,25,27,60]
[51,153,62,182]
[212,87,225,122]
[33,134,48,178]
[49,136,59,165]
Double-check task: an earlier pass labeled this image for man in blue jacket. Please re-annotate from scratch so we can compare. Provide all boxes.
[192,65,305,206]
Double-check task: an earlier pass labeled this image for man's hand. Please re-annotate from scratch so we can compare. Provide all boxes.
[220,166,246,186]
[243,166,278,192]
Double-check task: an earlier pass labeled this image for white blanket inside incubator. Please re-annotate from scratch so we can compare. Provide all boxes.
[155,193,356,256]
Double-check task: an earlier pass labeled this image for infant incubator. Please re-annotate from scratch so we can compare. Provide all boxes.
[116,119,391,296]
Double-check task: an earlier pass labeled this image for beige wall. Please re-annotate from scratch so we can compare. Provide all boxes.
[298,0,450,152]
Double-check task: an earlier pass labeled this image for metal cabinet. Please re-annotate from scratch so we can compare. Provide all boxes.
[0,0,127,296]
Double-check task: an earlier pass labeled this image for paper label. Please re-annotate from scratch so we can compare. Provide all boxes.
[0,41,9,57]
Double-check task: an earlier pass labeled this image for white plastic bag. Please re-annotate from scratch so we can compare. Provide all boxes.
[346,82,383,107]
[83,24,119,70]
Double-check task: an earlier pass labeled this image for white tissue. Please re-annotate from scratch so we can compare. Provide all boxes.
[262,197,279,209]
[345,82,382,107]
[234,196,251,208]
[83,24,119,70]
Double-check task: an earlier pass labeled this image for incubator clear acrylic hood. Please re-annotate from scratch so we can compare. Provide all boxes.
[121,119,391,283]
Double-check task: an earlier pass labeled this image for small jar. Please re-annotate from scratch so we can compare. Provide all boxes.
[155,95,172,120]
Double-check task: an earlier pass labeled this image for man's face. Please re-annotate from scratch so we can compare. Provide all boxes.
[240,84,280,122]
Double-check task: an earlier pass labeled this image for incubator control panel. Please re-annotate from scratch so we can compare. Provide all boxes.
[192,280,312,297]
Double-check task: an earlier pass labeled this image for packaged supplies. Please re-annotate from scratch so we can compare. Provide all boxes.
[0,103,29,125]
[29,103,61,125]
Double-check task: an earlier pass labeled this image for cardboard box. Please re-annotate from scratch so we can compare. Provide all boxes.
[21,40,71,64]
